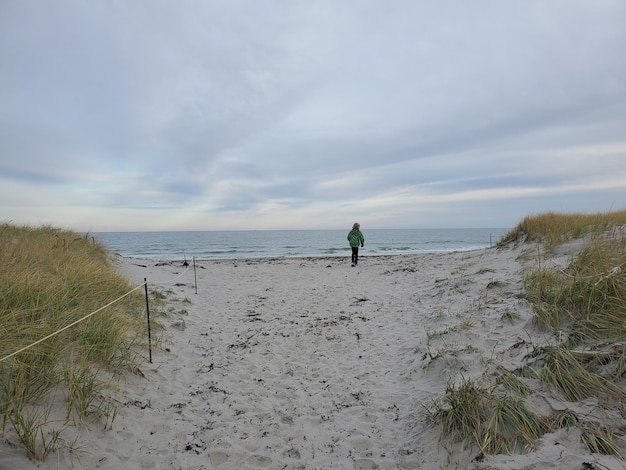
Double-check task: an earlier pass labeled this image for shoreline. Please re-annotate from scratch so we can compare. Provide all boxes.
[113,246,497,264]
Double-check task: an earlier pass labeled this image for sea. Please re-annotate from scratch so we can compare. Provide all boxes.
[93,228,510,261]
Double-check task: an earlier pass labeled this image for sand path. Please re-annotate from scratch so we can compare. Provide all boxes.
[97,248,524,469]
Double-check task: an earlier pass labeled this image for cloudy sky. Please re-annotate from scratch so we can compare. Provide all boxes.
[1,1,625,231]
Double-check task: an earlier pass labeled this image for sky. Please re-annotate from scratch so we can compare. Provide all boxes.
[1,1,625,231]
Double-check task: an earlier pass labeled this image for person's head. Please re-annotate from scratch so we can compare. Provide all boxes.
[352,223,360,230]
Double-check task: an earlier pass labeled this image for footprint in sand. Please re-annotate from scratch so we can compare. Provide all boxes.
[350,437,373,452]
[246,454,273,467]
[280,414,294,425]
[208,450,230,466]
[353,458,379,470]
[282,446,301,459]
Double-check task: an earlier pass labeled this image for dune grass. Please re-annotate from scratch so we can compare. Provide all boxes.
[528,345,625,403]
[428,377,548,455]
[431,210,626,458]
[499,209,626,248]
[0,223,147,460]
[525,234,626,344]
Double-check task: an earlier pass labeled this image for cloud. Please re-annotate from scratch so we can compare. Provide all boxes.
[0,1,624,230]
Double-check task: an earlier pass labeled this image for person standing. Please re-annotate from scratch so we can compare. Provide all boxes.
[347,223,365,267]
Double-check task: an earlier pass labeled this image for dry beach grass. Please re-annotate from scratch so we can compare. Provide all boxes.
[1,211,625,469]
[0,224,147,461]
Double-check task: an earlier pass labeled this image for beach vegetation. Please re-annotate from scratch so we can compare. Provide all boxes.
[496,370,532,397]
[8,401,63,461]
[151,288,168,300]
[0,223,147,460]
[500,308,520,324]
[581,425,621,455]
[458,319,475,331]
[544,409,577,429]
[499,209,626,248]
[428,377,547,454]
[525,236,626,345]
[527,345,624,402]
[431,211,626,458]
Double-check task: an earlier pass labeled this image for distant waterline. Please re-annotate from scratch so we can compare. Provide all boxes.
[93,228,510,261]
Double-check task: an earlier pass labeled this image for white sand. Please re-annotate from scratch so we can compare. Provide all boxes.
[2,245,625,469]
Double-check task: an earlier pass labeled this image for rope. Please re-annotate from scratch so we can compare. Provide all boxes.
[146,262,192,286]
[594,264,623,286]
[0,282,146,364]
[554,261,625,284]
[0,260,194,364]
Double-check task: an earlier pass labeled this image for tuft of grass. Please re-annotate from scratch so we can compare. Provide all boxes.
[544,409,577,429]
[497,370,532,397]
[530,346,624,402]
[428,377,547,454]
[500,308,521,324]
[62,362,117,426]
[0,223,147,459]
[8,401,64,461]
[581,425,621,455]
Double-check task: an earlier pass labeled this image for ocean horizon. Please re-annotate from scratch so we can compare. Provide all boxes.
[93,228,510,261]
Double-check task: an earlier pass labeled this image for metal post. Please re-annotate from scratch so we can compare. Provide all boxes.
[144,278,153,364]
[193,256,198,295]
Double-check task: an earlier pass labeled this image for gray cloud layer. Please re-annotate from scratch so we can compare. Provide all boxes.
[1,1,625,230]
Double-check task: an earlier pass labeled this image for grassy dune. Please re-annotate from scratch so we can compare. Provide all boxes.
[0,224,147,460]
[499,209,626,247]
[431,210,626,458]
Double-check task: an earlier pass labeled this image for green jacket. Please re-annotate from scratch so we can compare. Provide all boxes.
[347,229,364,248]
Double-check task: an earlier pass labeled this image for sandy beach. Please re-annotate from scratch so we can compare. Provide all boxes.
[2,244,624,469]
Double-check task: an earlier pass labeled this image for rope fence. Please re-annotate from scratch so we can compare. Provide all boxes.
[553,261,625,285]
[145,261,193,287]
[0,259,195,365]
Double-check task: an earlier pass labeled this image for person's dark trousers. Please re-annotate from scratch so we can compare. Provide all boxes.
[351,247,359,265]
